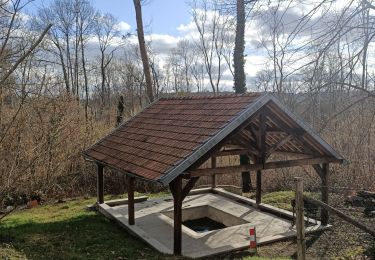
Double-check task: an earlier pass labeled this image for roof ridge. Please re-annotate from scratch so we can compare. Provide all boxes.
[159,92,262,100]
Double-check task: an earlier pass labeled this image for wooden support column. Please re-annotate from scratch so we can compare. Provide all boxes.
[97,163,104,204]
[240,155,252,192]
[321,163,329,225]
[256,169,262,204]
[127,176,135,225]
[211,156,217,189]
[295,177,306,260]
[256,113,266,204]
[169,175,182,255]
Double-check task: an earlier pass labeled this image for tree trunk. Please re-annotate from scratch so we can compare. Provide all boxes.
[133,0,154,103]
[80,37,89,121]
[233,0,246,94]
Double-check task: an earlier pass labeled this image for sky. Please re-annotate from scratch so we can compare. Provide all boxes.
[93,0,190,36]
[22,0,302,90]
[24,0,365,92]
[28,0,191,36]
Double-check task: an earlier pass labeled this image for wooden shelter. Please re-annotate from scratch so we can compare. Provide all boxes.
[83,93,346,255]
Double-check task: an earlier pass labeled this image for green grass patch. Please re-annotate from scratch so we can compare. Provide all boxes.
[262,191,295,211]
[0,196,175,260]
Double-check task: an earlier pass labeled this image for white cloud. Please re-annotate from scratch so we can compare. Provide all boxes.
[116,21,131,33]
[177,22,195,33]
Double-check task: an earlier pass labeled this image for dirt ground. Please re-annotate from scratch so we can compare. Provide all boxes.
[255,193,374,260]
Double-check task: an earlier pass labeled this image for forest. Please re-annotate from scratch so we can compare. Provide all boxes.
[0,0,375,206]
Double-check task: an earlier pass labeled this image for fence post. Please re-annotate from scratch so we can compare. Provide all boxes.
[295,177,306,260]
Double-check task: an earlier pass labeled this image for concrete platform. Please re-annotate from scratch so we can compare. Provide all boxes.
[98,188,327,258]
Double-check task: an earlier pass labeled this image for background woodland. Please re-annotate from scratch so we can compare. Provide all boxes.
[1,0,375,205]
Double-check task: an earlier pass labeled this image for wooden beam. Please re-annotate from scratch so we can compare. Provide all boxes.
[256,168,262,204]
[321,163,329,225]
[187,157,341,177]
[258,113,266,155]
[264,157,340,169]
[248,124,259,143]
[97,163,104,204]
[247,122,284,134]
[215,149,251,157]
[312,164,324,179]
[182,177,200,201]
[186,110,262,172]
[169,176,182,255]
[265,135,294,158]
[127,176,135,225]
[256,113,266,204]
[304,196,375,236]
[232,136,260,157]
[263,108,318,156]
[211,157,217,189]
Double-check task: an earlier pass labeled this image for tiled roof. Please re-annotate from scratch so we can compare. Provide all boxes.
[84,93,263,182]
[83,93,345,184]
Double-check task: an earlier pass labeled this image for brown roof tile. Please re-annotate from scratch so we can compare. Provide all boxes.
[84,93,345,184]
[84,93,262,181]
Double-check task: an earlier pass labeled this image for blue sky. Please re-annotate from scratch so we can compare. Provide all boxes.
[93,0,190,36]
[28,0,191,36]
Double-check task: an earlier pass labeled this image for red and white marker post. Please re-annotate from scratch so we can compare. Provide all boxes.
[249,226,257,253]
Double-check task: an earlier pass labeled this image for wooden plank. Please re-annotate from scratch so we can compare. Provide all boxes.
[321,163,329,225]
[187,157,341,177]
[127,176,135,225]
[295,177,306,260]
[169,176,182,255]
[211,157,217,189]
[97,163,104,204]
[304,196,375,237]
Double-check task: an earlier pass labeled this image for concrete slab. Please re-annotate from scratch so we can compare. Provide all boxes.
[98,189,328,258]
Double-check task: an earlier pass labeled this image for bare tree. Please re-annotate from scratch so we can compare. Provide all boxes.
[191,0,233,93]
[93,13,119,109]
[133,0,154,102]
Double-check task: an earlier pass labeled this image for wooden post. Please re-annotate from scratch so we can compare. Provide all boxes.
[256,113,266,204]
[295,177,306,260]
[240,154,251,192]
[321,163,329,225]
[211,156,217,189]
[97,163,104,204]
[127,176,135,225]
[256,169,262,204]
[170,176,182,255]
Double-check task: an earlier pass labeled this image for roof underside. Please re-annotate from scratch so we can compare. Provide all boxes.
[83,93,345,185]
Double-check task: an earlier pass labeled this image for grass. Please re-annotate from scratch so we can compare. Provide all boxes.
[0,192,295,260]
[0,195,169,260]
